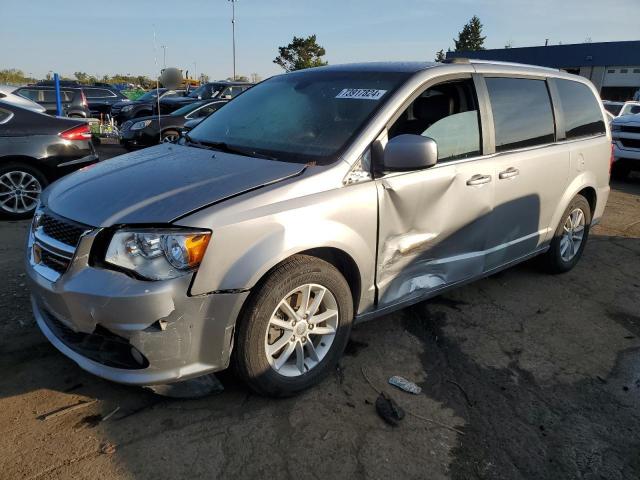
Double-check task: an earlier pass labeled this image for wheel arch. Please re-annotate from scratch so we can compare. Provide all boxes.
[0,155,49,178]
[546,174,599,243]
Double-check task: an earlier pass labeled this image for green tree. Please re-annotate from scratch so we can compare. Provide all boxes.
[435,49,446,62]
[453,15,486,51]
[273,35,327,72]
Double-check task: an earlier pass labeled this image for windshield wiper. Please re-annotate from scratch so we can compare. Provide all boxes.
[184,135,277,160]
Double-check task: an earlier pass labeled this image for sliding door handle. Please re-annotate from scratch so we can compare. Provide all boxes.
[499,167,520,180]
[466,174,492,186]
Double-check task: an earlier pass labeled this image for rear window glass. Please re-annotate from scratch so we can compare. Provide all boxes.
[486,77,555,152]
[555,79,605,139]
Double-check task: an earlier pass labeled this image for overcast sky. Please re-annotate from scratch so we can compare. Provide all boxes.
[2,0,638,80]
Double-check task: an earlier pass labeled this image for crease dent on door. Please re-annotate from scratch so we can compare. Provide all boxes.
[376,166,492,305]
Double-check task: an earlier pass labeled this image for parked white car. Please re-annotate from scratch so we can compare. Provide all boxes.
[611,113,640,178]
[0,85,46,113]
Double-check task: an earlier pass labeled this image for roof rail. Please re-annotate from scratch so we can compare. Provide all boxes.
[442,57,470,64]
[468,59,559,71]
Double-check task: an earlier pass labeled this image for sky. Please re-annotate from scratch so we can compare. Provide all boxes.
[1,0,639,81]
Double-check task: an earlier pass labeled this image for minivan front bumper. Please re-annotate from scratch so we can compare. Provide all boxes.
[26,223,248,386]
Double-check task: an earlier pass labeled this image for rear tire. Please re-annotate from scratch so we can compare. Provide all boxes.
[233,255,354,397]
[541,194,591,274]
[0,162,48,219]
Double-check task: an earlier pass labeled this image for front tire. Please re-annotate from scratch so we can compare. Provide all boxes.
[541,194,591,273]
[0,163,48,219]
[233,255,354,397]
[160,129,180,144]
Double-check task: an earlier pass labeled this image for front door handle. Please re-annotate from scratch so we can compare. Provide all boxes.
[499,167,520,180]
[466,174,492,186]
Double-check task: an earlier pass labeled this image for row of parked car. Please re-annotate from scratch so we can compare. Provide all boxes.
[603,100,640,178]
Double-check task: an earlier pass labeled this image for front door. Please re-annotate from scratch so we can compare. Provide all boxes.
[375,77,494,307]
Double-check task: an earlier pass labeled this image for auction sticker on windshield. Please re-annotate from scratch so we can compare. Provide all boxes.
[336,88,387,100]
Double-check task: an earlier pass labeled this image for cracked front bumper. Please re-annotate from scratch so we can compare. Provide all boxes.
[26,231,248,386]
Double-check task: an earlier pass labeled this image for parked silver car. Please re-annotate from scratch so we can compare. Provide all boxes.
[26,60,611,396]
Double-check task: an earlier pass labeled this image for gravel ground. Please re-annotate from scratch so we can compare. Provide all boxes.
[0,148,639,479]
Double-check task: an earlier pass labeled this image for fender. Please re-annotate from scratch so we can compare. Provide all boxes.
[544,171,598,243]
[188,180,378,313]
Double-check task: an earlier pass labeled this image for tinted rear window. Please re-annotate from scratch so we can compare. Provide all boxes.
[486,77,555,152]
[555,79,605,139]
[85,88,116,98]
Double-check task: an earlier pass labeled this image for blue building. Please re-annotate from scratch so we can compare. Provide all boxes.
[447,41,640,101]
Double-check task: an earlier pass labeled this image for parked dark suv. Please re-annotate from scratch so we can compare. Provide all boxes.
[81,86,128,117]
[111,88,185,124]
[15,86,90,118]
[157,81,252,114]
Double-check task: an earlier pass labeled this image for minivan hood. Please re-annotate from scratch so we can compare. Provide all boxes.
[42,144,305,226]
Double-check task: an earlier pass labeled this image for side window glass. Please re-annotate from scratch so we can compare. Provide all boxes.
[555,79,605,139]
[18,89,40,101]
[485,77,555,151]
[388,79,481,162]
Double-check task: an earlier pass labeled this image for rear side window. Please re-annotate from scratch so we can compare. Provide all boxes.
[555,79,605,139]
[84,88,116,98]
[42,90,74,102]
[486,77,555,152]
[17,89,40,101]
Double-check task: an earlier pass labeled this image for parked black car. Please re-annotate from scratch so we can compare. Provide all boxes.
[81,86,128,117]
[157,81,251,114]
[111,88,185,124]
[15,86,90,118]
[120,99,227,149]
[0,101,98,218]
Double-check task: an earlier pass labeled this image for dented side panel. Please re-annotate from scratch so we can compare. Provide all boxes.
[376,159,494,307]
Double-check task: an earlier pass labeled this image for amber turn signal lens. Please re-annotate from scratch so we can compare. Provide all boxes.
[185,234,211,267]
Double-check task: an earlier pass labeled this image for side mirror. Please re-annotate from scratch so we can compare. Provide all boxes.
[383,134,438,171]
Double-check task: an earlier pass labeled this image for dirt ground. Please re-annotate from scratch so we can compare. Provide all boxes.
[1,149,639,479]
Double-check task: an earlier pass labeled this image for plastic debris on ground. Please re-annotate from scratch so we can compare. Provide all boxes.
[388,375,422,394]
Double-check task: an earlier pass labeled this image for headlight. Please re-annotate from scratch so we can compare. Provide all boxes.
[121,105,134,112]
[105,229,211,280]
[131,119,152,130]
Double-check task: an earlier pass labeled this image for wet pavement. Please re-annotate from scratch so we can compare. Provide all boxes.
[1,153,639,479]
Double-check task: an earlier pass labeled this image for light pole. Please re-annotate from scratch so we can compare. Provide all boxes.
[228,0,237,80]
[193,61,197,84]
[160,45,167,69]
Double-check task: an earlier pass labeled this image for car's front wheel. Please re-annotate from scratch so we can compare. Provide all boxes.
[234,255,354,397]
[0,163,48,219]
[160,130,180,144]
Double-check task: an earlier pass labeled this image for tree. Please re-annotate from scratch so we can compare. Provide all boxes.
[435,49,446,62]
[273,35,327,72]
[227,75,249,82]
[453,15,486,51]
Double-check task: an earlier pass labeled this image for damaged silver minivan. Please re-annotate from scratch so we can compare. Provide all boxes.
[26,60,610,396]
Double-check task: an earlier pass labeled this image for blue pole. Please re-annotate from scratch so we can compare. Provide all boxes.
[54,73,63,116]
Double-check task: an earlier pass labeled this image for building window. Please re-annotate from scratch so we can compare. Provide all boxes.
[620,69,628,73]
[633,69,640,74]
[607,69,616,73]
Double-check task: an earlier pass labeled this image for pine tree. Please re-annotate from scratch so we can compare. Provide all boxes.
[453,16,486,51]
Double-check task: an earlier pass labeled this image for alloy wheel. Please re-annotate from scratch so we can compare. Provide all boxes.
[161,133,179,143]
[265,283,339,377]
[0,170,42,214]
[560,207,586,261]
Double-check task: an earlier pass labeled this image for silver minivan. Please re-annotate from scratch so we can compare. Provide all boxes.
[26,60,611,396]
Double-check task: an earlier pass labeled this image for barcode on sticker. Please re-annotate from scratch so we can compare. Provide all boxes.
[336,88,387,100]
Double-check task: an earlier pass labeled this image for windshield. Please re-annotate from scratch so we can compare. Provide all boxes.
[188,71,410,164]
[137,90,162,102]
[171,102,204,117]
[188,85,208,98]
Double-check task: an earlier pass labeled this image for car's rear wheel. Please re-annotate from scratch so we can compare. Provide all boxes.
[541,194,591,273]
[160,130,180,144]
[0,163,48,219]
[233,255,354,397]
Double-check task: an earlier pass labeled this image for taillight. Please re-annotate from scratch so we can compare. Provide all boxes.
[59,124,91,141]
[609,142,614,174]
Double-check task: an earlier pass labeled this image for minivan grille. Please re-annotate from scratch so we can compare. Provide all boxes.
[41,213,87,247]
